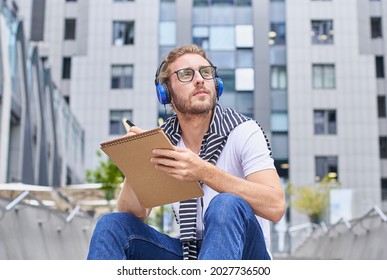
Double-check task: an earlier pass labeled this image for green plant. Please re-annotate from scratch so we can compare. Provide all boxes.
[86,151,124,203]
[287,175,340,223]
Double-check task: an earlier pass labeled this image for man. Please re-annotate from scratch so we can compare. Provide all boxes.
[87,44,285,260]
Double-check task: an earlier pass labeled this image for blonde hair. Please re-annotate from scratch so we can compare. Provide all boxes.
[157,44,207,84]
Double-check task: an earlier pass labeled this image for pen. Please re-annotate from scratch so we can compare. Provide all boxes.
[126,119,135,127]
[122,117,135,133]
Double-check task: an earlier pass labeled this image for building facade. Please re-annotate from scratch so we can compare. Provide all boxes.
[0,2,85,186]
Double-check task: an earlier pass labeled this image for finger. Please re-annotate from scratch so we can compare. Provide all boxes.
[151,157,177,168]
[152,148,178,159]
[129,126,144,134]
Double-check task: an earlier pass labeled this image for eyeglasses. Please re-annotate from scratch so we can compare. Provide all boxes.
[170,66,217,82]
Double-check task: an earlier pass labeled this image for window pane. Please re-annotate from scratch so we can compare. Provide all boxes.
[378,95,386,117]
[159,21,176,46]
[380,136,387,158]
[371,17,382,39]
[62,57,71,79]
[193,26,209,50]
[235,68,254,91]
[236,0,252,6]
[311,20,334,44]
[236,49,253,68]
[111,65,134,89]
[193,0,208,6]
[314,109,336,135]
[236,92,253,117]
[313,64,335,89]
[113,21,135,45]
[210,26,235,50]
[376,56,385,78]
[210,51,235,68]
[212,0,233,6]
[64,18,76,40]
[235,25,253,48]
[324,65,335,88]
[271,112,288,132]
[270,22,286,45]
[382,178,387,201]
[315,156,338,181]
[218,69,235,92]
[271,133,288,158]
[271,66,287,89]
[110,110,132,135]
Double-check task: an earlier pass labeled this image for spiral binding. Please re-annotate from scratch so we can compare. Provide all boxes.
[100,128,162,148]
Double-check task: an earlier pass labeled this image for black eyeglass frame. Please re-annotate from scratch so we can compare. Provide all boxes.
[169,66,217,83]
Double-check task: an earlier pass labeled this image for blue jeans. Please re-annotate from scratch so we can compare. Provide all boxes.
[87,193,270,260]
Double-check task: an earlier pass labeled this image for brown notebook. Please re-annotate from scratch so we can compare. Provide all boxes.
[100,128,203,208]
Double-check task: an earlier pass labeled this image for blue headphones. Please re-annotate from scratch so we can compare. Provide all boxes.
[154,60,224,105]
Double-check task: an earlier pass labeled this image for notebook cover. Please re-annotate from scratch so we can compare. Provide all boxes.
[100,128,203,208]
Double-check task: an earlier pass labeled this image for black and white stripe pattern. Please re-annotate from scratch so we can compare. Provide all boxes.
[162,104,270,259]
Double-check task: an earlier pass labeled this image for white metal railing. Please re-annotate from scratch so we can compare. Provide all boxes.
[0,183,95,232]
[289,205,387,254]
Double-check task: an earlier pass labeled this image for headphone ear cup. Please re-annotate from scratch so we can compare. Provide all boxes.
[156,83,170,105]
[215,77,223,99]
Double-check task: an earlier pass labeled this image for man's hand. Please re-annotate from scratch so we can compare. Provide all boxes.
[151,147,208,182]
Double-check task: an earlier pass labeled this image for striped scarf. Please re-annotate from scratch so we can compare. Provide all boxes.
[161,104,270,259]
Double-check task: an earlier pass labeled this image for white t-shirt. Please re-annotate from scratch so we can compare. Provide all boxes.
[172,120,275,254]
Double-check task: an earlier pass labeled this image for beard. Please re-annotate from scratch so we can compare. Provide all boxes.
[170,86,216,115]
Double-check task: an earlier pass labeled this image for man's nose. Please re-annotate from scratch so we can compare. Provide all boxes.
[193,70,205,84]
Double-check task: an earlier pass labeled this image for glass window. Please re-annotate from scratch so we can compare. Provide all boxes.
[111,65,134,89]
[271,132,288,159]
[236,49,253,68]
[315,156,338,181]
[112,21,135,46]
[382,178,387,201]
[378,95,386,118]
[212,0,233,6]
[314,109,336,135]
[270,22,286,45]
[235,68,254,91]
[210,26,235,51]
[311,20,334,44]
[236,92,253,117]
[193,26,209,50]
[159,21,176,46]
[110,110,133,135]
[313,64,335,89]
[209,51,235,68]
[236,0,252,6]
[193,0,208,6]
[271,66,287,89]
[271,112,288,132]
[371,17,383,39]
[380,136,387,158]
[217,69,235,92]
[376,56,385,78]
[62,57,71,79]
[235,25,253,48]
[64,18,76,40]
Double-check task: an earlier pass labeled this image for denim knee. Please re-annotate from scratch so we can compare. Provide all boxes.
[93,212,137,235]
[204,193,253,225]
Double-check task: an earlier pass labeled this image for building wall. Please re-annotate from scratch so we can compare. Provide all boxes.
[287,0,381,219]
[0,3,84,186]
[40,0,159,170]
